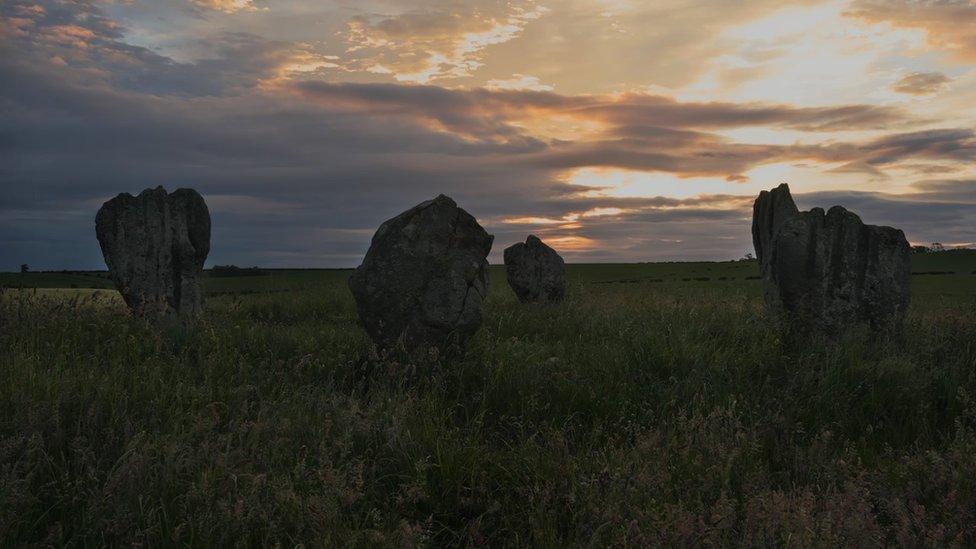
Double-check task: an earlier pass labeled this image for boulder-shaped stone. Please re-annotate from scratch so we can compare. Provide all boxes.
[95,186,210,318]
[348,194,493,352]
[503,235,566,303]
[752,185,911,335]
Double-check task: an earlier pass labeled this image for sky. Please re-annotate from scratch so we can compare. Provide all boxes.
[1,0,975,269]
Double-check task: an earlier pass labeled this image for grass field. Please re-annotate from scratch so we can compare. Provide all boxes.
[2,251,976,545]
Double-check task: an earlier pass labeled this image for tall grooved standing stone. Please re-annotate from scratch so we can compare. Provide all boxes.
[752,183,801,314]
[504,235,566,303]
[348,194,493,351]
[752,184,911,334]
[95,186,211,318]
[752,182,799,274]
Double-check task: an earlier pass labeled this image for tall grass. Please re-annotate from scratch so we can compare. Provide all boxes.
[2,278,976,546]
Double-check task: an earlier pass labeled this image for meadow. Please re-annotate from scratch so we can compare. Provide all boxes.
[2,251,976,546]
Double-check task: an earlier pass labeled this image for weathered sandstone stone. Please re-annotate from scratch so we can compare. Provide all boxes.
[95,186,210,318]
[504,235,566,303]
[752,184,911,334]
[348,194,493,352]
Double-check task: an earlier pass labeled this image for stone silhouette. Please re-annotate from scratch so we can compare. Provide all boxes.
[348,194,493,352]
[95,186,211,318]
[752,183,799,275]
[752,184,911,335]
[504,235,566,303]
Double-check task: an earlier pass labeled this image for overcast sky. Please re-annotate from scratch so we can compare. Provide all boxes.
[2,0,975,269]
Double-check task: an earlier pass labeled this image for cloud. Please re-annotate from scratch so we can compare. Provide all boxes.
[288,81,907,139]
[311,0,835,93]
[287,81,969,180]
[829,129,976,168]
[909,178,976,203]
[485,73,553,91]
[1,0,974,269]
[455,0,831,94]
[892,71,951,94]
[340,1,546,83]
[566,97,907,132]
[189,0,260,13]
[2,51,968,268]
[0,0,331,96]
[494,183,971,261]
[797,183,976,247]
[846,0,976,61]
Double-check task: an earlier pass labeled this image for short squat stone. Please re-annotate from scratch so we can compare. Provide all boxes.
[348,194,493,352]
[95,186,211,318]
[503,235,566,303]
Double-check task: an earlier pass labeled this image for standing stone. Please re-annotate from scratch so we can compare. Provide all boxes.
[95,186,210,318]
[348,194,493,352]
[752,183,802,315]
[752,182,799,275]
[752,184,911,335]
[503,235,566,303]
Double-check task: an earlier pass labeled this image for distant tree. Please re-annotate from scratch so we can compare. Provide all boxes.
[741,252,754,261]
[210,265,270,277]
[20,263,29,273]
[911,245,931,255]
[931,242,945,252]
